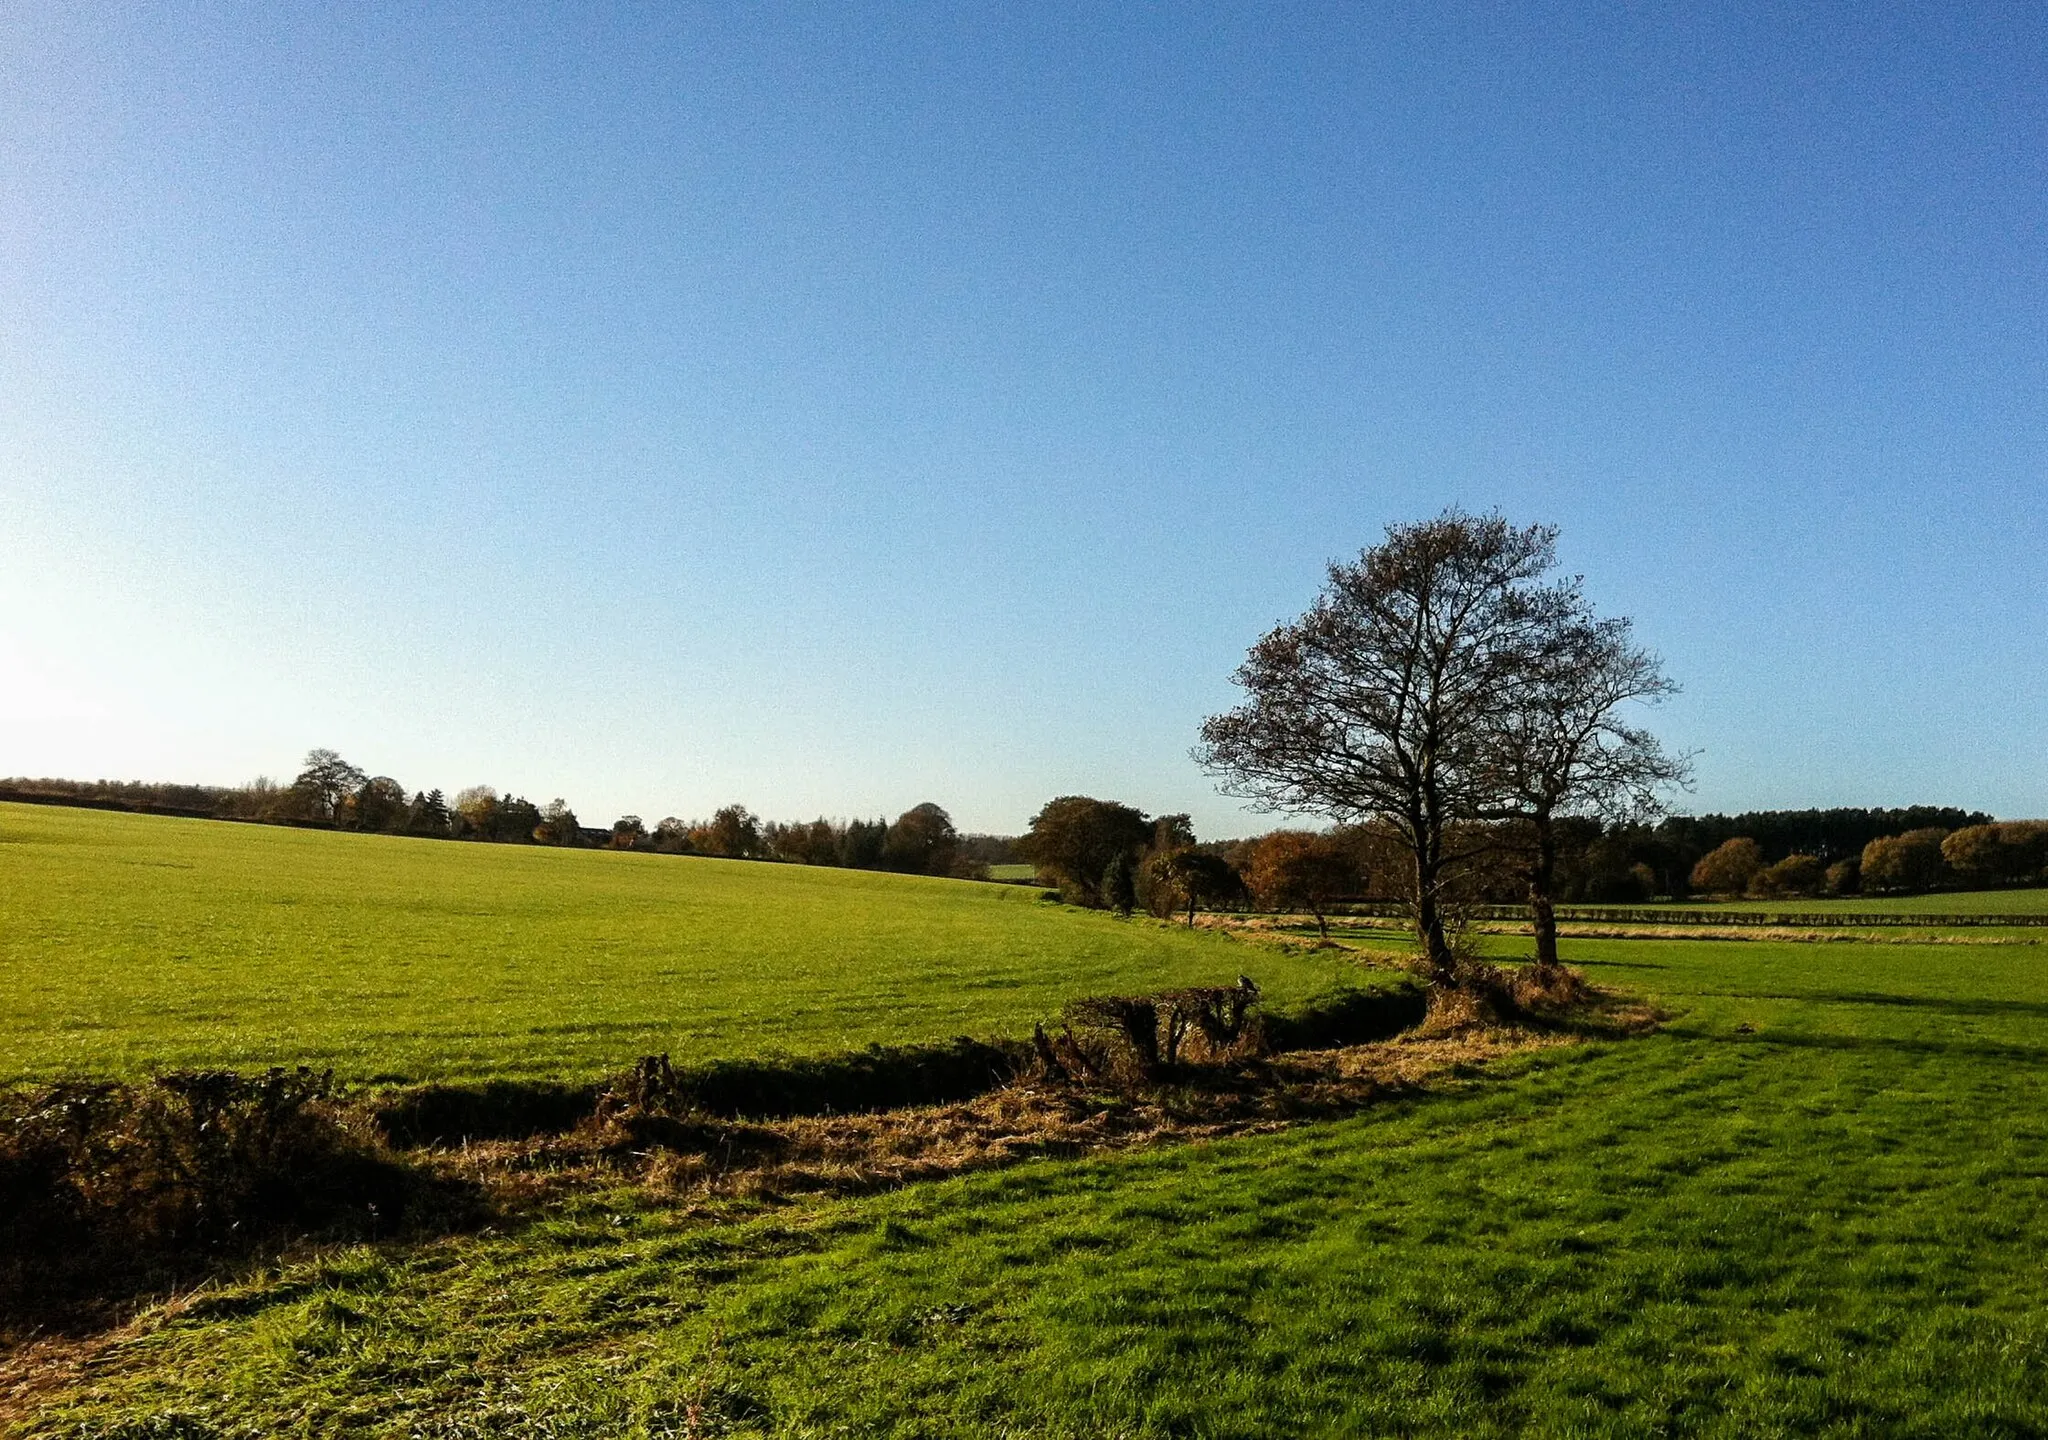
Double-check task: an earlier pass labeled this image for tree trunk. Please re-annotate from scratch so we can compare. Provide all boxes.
[1529,814,1560,971]
[1413,849,1457,987]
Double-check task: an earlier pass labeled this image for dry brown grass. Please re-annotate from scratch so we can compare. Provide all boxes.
[422,986,1647,1216]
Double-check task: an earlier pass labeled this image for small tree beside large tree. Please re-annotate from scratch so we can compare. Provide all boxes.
[1199,509,1685,988]
[1479,609,1690,970]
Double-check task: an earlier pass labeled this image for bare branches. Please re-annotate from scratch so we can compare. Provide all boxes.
[1196,510,1570,984]
[1483,613,1691,825]
[1196,508,1689,986]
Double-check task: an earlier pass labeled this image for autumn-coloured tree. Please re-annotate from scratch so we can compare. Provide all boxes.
[1690,837,1763,895]
[610,815,646,849]
[1244,830,1358,939]
[693,805,764,858]
[452,786,499,840]
[767,817,840,865]
[1749,853,1826,898]
[1019,796,1154,908]
[1942,822,2048,887]
[533,798,581,846]
[1861,828,1951,893]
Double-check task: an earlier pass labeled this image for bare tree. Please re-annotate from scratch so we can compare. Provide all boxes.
[1198,510,1571,985]
[1481,611,1690,969]
[291,749,367,823]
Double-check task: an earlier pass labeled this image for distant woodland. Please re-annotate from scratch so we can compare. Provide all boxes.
[1,759,2031,907]
[0,752,1007,880]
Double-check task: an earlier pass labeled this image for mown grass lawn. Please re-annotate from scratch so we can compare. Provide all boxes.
[0,804,1337,1085]
[24,922,2048,1436]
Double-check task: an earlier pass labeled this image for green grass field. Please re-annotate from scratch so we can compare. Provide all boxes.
[29,924,2048,1436]
[16,806,2048,1436]
[0,804,1337,1085]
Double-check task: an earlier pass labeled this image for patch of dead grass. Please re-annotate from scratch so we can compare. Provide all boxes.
[423,988,1646,1215]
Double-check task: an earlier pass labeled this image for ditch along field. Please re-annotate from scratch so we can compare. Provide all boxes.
[9,807,2048,1436]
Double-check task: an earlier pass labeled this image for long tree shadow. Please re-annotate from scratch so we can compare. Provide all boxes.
[1689,989,2048,1020]
[1670,1026,2048,1064]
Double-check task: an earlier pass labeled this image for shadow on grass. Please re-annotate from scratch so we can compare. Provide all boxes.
[1690,990,2048,1020]
[1669,1026,2048,1064]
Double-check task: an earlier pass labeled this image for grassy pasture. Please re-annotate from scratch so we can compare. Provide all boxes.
[15,804,2048,1435]
[25,925,2048,1436]
[0,803,1338,1085]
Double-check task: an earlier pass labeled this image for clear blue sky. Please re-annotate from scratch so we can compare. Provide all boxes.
[3,2,2042,835]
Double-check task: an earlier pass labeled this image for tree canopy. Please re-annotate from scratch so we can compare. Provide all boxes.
[1018,797,1156,908]
[1198,510,1585,983]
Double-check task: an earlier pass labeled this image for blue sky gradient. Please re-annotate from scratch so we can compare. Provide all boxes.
[3,3,2042,834]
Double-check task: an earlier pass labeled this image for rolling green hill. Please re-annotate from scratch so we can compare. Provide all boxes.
[0,803,1338,1085]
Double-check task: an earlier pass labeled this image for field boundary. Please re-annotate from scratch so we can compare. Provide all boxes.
[1330,901,2048,928]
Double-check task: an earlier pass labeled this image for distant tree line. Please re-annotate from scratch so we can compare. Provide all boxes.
[632,801,993,879]
[1685,816,2045,899]
[1009,800,2041,933]
[6,757,2029,909]
[0,754,997,880]
[1014,796,1418,934]
[1447,806,1998,904]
